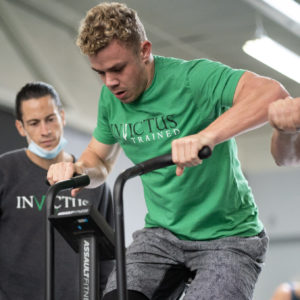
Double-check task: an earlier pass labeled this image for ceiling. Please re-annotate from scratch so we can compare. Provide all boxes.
[0,0,299,172]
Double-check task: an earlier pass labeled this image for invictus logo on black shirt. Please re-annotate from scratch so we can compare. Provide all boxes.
[110,114,181,144]
[16,195,90,211]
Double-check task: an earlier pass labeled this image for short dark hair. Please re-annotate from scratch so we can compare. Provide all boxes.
[15,82,62,121]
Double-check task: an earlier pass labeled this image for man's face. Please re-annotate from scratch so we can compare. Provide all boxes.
[89,39,151,104]
[15,95,65,150]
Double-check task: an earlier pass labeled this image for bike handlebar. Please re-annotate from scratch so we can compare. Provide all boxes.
[113,146,212,300]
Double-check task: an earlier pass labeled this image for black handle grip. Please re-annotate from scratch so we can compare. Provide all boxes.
[198,145,212,159]
[121,145,212,178]
[67,174,90,188]
[45,173,88,187]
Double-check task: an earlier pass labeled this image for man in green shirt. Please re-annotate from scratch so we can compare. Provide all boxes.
[48,2,290,299]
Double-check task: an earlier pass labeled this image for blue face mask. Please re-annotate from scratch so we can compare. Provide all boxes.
[28,137,67,160]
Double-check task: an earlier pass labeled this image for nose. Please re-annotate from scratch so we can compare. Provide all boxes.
[105,73,119,88]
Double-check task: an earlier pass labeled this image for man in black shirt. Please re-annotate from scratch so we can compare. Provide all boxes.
[0,82,114,300]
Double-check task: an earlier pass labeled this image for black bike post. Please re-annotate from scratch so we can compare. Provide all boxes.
[45,175,90,300]
[113,146,212,300]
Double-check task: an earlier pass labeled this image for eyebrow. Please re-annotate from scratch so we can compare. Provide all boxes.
[25,113,57,124]
[92,68,103,74]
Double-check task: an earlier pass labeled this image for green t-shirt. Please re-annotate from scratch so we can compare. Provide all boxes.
[93,55,263,240]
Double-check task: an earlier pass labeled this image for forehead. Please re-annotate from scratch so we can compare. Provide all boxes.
[88,40,138,70]
[21,95,59,121]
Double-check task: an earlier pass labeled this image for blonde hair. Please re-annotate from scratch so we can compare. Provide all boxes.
[76,2,147,55]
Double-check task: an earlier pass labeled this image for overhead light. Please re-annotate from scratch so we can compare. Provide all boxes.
[262,0,300,24]
[242,0,300,38]
[243,35,300,83]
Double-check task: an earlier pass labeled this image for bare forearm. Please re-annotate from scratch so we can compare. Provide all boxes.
[201,74,289,145]
[77,141,121,188]
[47,138,121,193]
[171,73,289,176]
[76,150,109,188]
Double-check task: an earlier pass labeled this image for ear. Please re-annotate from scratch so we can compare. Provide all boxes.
[60,109,66,126]
[140,41,152,63]
[15,120,26,137]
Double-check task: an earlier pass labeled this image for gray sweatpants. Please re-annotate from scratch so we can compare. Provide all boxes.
[104,227,269,300]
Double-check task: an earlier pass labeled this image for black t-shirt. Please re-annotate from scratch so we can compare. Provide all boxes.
[0,149,114,300]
